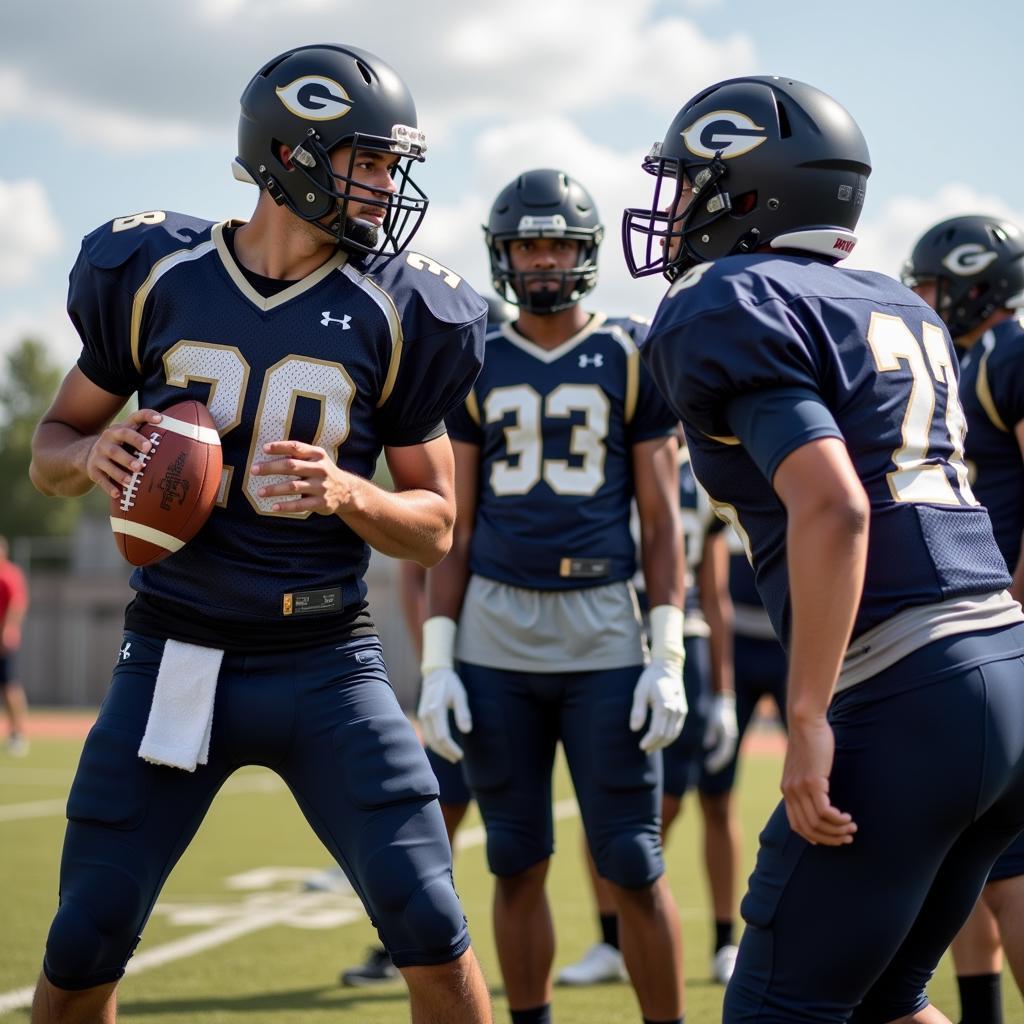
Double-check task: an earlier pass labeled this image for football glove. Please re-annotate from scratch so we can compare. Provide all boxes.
[630,605,687,753]
[704,692,739,773]
[418,616,472,763]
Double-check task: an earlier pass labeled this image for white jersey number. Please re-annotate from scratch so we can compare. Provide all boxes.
[163,342,355,517]
[487,383,609,497]
[866,313,976,506]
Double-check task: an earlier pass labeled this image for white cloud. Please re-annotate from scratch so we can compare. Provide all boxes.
[848,183,1024,280]
[0,2,754,147]
[0,179,62,288]
[0,68,205,152]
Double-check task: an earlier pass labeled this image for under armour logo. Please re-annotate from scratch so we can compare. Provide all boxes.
[579,354,604,368]
[119,642,132,661]
[321,312,352,329]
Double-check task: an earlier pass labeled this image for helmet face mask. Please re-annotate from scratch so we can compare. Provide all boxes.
[485,170,604,315]
[902,216,1024,338]
[236,44,429,266]
[623,76,872,281]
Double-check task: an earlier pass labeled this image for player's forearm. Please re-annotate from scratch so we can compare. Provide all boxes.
[785,496,868,722]
[640,517,685,610]
[699,541,734,694]
[426,527,471,622]
[337,477,454,567]
[30,421,99,498]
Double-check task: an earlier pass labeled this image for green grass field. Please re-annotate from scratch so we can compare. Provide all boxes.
[1,724,1021,1023]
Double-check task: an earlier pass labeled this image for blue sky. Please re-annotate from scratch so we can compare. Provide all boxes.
[1,0,1021,369]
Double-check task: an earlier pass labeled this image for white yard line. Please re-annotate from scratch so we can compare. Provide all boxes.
[0,794,582,1012]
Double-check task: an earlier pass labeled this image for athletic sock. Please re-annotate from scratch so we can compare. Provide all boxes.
[714,919,734,952]
[600,912,620,950]
[957,973,1003,1024]
[510,1006,551,1024]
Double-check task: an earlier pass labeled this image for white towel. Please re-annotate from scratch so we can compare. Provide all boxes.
[138,639,224,771]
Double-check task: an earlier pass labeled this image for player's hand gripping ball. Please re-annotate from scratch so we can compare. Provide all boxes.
[109,400,222,566]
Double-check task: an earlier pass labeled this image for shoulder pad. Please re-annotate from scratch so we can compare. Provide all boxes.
[83,211,215,270]
[370,251,488,329]
[605,314,647,344]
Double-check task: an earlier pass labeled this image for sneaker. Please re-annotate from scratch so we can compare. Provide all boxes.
[712,943,739,985]
[339,946,399,987]
[556,942,628,986]
[6,735,29,758]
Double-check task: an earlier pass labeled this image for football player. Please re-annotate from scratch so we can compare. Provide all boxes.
[557,443,737,989]
[418,168,687,1024]
[624,75,1024,1024]
[904,214,1024,1024]
[696,541,786,985]
[28,44,492,1024]
[0,536,30,757]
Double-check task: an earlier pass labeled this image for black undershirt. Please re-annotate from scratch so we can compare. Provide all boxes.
[124,225,376,651]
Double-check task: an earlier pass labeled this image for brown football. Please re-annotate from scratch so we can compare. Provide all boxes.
[109,400,222,566]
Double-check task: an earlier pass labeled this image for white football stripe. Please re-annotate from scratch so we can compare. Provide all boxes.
[109,518,186,552]
[159,415,221,446]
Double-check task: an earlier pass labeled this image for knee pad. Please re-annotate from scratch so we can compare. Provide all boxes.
[44,866,144,989]
[598,831,663,890]
[486,827,545,878]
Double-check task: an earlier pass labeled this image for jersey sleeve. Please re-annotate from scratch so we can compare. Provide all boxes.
[726,386,844,482]
[445,391,484,445]
[376,313,487,447]
[983,330,1024,431]
[642,274,824,439]
[67,245,141,396]
[630,358,679,443]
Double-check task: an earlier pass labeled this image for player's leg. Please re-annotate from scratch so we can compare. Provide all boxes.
[984,849,1024,993]
[277,639,490,1022]
[556,838,627,986]
[697,634,784,982]
[33,633,233,1023]
[949,899,1003,1024]
[563,663,684,1021]
[458,661,560,1017]
[0,655,29,755]
[726,634,1024,1024]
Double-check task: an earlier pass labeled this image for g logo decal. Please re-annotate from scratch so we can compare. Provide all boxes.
[941,244,999,277]
[682,110,767,160]
[275,76,353,121]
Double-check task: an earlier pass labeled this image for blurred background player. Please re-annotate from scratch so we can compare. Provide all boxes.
[0,535,30,757]
[340,294,510,988]
[418,168,688,1024]
[905,213,1024,1024]
[27,43,493,1024]
[695,539,786,984]
[557,442,737,988]
[626,74,1024,1024]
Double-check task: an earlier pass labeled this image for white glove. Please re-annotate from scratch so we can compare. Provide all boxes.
[630,658,688,753]
[417,616,472,763]
[703,692,739,773]
[418,668,472,763]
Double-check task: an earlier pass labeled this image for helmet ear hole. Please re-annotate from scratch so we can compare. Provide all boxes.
[732,191,757,216]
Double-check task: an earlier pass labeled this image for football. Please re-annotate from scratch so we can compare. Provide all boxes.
[109,400,222,567]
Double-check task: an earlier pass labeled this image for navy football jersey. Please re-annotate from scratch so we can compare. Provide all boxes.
[68,211,486,640]
[642,254,1010,645]
[959,316,1024,569]
[446,314,678,589]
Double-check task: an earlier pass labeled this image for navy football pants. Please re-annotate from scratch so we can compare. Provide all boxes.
[456,661,664,889]
[43,632,468,990]
[725,625,1024,1024]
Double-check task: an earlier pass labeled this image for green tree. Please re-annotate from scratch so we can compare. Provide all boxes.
[0,337,92,540]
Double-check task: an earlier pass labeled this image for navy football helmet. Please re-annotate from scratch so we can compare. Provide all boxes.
[623,76,871,280]
[902,215,1024,338]
[235,44,427,262]
[485,169,603,314]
